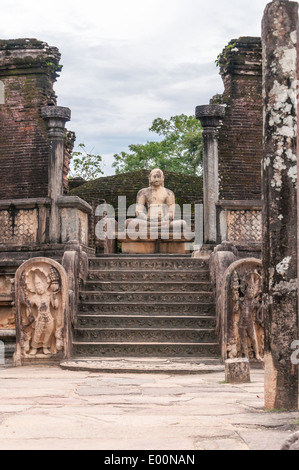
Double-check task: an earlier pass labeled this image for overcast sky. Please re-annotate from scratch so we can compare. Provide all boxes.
[1,0,270,175]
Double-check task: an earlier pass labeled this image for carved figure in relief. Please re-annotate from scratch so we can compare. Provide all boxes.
[231,270,264,361]
[14,258,69,366]
[21,266,63,356]
[126,168,186,233]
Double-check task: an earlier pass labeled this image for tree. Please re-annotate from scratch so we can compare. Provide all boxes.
[69,143,104,181]
[112,114,203,175]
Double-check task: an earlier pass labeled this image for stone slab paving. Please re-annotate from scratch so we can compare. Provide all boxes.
[0,365,298,450]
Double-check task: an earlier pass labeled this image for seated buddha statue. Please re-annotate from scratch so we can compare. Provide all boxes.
[126,168,186,236]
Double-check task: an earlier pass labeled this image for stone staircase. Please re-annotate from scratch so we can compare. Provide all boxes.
[69,255,219,364]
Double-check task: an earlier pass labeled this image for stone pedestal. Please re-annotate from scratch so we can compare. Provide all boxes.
[118,232,193,254]
[195,105,225,244]
[225,358,251,384]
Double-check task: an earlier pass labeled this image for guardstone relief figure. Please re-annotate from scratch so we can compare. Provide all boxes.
[26,267,60,356]
[14,258,68,365]
[231,269,264,361]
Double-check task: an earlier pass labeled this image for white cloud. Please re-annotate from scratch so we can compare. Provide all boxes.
[0,0,270,174]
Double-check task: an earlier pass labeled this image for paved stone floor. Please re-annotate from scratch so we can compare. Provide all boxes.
[0,365,298,450]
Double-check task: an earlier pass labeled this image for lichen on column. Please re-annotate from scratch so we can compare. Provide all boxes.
[262,0,298,410]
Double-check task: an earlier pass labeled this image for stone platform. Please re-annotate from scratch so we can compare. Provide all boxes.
[117,232,194,254]
[60,357,225,374]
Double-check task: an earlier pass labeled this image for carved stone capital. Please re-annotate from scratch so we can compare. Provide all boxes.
[41,106,71,123]
[195,104,226,128]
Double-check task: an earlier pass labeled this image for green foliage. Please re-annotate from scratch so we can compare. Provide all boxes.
[69,143,104,181]
[112,114,203,175]
[215,42,237,69]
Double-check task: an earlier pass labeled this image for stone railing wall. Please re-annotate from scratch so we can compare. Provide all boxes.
[0,197,91,248]
[216,200,262,252]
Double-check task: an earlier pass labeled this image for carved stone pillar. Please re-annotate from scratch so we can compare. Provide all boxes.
[262,0,298,410]
[41,106,71,243]
[195,105,225,244]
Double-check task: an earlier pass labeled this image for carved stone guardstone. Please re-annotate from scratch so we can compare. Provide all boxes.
[13,258,69,366]
[220,258,264,363]
[209,242,238,345]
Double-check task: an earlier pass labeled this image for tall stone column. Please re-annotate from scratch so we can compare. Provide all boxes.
[195,105,225,244]
[262,0,298,410]
[41,106,71,243]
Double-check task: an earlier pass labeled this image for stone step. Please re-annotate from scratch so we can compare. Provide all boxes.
[74,328,217,343]
[88,256,209,271]
[76,315,216,329]
[87,270,211,283]
[0,329,16,359]
[78,302,216,316]
[72,342,220,358]
[60,357,225,374]
[79,291,214,304]
[83,281,212,293]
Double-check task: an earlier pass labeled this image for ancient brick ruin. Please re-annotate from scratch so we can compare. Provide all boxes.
[0,0,298,411]
[0,39,92,361]
[196,38,263,255]
[0,39,59,199]
[217,37,263,202]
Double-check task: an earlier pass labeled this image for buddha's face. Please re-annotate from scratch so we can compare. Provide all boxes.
[150,170,164,187]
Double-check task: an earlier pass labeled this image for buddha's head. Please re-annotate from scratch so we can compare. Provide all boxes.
[149,168,164,188]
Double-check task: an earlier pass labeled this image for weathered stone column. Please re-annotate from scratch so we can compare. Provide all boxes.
[262,0,298,410]
[195,105,225,244]
[41,106,71,243]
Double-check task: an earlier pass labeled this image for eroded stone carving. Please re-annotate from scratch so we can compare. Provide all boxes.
[89,257,205,271]
[0,209,38,245]
[230,269,263,361]
[226,210,262,243]
[220,258,264,362]
[14,258,68,365]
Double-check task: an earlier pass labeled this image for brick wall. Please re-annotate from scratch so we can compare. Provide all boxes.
[216,37,263,201]
[0,39,61,199]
